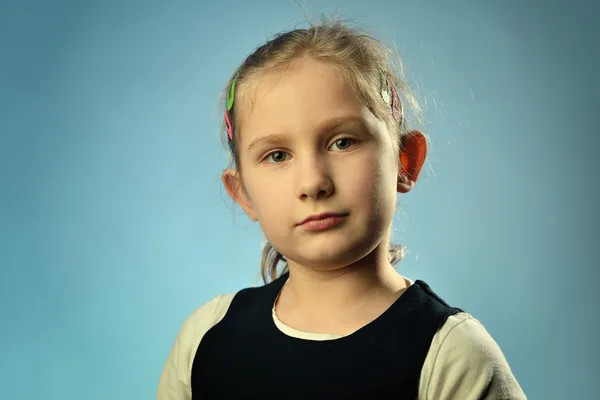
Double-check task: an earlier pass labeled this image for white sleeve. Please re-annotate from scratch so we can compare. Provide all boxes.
[420,313,527,400]
[156,295,226,400]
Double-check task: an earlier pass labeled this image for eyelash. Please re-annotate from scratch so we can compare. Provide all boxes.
[262,136,359,164]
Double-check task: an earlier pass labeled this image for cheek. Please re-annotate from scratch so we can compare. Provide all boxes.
[243,171,288,218]
[342,150,397,206]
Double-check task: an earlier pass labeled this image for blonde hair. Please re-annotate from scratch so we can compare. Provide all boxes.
[220,17,422,284]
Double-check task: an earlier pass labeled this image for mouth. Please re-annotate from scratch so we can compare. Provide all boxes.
[297,212,349,231]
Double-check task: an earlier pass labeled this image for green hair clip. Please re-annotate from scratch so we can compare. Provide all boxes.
[227,75,237,111]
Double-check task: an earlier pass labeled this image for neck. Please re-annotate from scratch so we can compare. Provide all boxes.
[280,242,407,317]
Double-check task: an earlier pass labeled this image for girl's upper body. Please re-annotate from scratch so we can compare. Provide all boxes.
[158,273,526,399]
[158,18,526,399]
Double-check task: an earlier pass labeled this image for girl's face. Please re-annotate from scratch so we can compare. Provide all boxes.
[226,58,404,271]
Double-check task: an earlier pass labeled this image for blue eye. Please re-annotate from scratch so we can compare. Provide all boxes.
[265,151,289,163]
[330,137,356,151]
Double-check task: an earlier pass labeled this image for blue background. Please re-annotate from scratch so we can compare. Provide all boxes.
[1,0,598,398]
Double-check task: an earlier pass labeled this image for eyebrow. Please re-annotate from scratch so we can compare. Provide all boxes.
[246,115,366,153]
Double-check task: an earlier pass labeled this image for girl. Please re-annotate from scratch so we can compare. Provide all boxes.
[157,19,526,399]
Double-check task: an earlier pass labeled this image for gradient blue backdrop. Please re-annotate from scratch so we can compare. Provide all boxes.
[1,0,598,398]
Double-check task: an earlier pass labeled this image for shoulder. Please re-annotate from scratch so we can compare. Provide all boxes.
[181,293,237,336]
[419,313,527,400]
[156,293,236,400]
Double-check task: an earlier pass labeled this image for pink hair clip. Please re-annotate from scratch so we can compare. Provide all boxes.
[225,110,233,140]
[381,71,401,121]
[380,72,391,104]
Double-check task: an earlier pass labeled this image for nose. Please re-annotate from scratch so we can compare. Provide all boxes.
[296,155,334,201]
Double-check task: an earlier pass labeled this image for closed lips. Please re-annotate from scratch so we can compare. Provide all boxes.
[298,212,348,225]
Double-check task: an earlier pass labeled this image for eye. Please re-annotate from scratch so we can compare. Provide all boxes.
[264,151,290,163]
[329,137,357,151]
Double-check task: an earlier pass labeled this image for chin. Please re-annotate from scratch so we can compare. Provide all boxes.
[286,236,378,271]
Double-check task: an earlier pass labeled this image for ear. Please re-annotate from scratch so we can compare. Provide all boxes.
[222,169,258,221]
[397,131,428,193]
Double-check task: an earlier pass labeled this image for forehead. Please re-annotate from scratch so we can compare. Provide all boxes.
[237,59,367,145]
